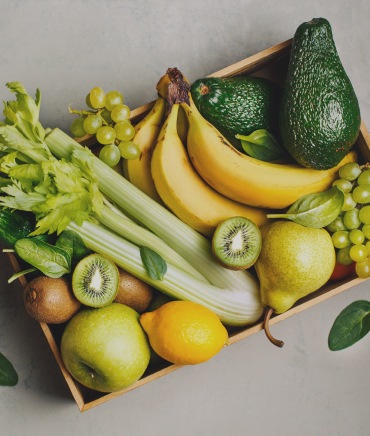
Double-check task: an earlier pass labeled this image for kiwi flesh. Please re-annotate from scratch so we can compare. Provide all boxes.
[212,217,262,270]
[114,268,153,314]
[24,276,81,324]
[72,254,119,307]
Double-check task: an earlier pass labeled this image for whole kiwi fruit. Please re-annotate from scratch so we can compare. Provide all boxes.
[114,268,153,314]
[24,276,81,324]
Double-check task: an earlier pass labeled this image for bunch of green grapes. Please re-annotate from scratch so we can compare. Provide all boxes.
[70,87,140,167]
[327,162,370,279]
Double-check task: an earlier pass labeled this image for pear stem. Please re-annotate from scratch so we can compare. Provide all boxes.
[263,308,284,348]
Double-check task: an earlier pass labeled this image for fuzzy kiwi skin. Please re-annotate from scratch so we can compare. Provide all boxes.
[211,221,262,271]
[114,268,153,314]
[24,276,81,324]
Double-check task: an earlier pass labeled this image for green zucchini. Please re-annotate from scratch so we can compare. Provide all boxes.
[0,208,35,248]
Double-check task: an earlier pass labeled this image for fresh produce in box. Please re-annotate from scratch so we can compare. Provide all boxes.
[1,16,368,394]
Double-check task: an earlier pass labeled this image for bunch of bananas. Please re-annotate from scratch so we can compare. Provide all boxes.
[123,68,356,237]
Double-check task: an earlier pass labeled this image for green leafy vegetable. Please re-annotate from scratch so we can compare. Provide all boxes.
[267,186,345,228]
[328,300,370,351]
[0,352,18,386]
[14,238,71,278]
[56,230,92,265]
[236,130,286,161]
[140,246,167,280]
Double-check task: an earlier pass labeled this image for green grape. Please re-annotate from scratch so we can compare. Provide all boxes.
[366,240,370,252]
[114,122,135,141]
[343,208,361,230]
[356,258,370,279]
[111,104,130,123]
[352,185,370,204]
[363,224,370,239]
[100,110,113,125]
[326,216,346,232]
[105,91,124,111]
[349,229,365,245]
[331,231,351,249]
[341,193,357,211]
[349,244,368,262]
[83,115,102,134]
[358,169,370,185]
[337,247,353,265]
[332,179,352,193]
[118,141,140,160]
[359,205,370,224]
[96,126,116,145]
[70,117,86,138]
[90,87,106,109]
[99,145,121,167]
[86,93,94,109]
[339,162,361,181]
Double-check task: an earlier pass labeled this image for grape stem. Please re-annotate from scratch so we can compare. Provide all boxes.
[68,105,110,126]
[263,307,284,348]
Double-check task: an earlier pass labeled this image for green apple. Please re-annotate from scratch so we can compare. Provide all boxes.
[61,303,150,392]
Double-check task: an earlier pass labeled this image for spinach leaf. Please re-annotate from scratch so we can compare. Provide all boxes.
[328,300,370,351]
[140,247,167,281]
[14,238,71,278]
[236,130,287,162]
[55,230,92,265]
[267,186,344,228]
[0,352,18,386]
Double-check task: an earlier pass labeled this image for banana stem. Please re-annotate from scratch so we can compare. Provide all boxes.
[263,307,284,348]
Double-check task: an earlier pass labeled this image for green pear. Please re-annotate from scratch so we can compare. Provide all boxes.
[255,221,335,314]
[61,303,150,393]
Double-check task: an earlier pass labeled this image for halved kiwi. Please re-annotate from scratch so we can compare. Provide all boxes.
[212,217,262,270]
[72,254,119,307]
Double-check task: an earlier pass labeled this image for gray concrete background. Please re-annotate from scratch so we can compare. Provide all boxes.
[1,0,370,435]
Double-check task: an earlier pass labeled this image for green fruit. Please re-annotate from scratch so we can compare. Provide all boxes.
[191,77,282,150]
[72,254,119,307]
[61,303,150,392]
[326,216,346,232]
[212,217,262,270]
[279,18,361,170]
[343,208,361,230]
[337,246,353,265]
[255,221,335,314]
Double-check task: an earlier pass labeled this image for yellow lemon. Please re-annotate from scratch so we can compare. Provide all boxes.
[140,301,228,365]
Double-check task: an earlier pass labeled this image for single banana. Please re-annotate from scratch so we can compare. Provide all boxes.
[123,95,166,203]
[182,93,357,209]
[151,103,269,237]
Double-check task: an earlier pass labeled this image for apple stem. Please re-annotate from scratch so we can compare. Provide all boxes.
[263,308,284,348]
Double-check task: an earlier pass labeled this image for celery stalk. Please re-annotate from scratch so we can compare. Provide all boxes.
[99,206,208,283]
[67,220,263,326]
[45,128,259,293]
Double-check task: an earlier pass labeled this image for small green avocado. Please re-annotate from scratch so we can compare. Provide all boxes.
[279,18,361,170]
[191,77,282,150]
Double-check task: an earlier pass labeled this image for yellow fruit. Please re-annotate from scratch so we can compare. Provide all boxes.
[183,94,357,209]
[151,103,269,236]
[122,96,166,203]
[140,301,228,365]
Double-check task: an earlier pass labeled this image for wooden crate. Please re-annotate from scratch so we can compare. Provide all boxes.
[8,38,370,412]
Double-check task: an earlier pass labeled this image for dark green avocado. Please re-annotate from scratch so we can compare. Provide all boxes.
[279,18,361,170]
[191,77,282,149]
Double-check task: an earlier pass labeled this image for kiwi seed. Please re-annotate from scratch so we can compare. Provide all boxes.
[72,254,119,307]
[212,216,262,270]
[24,276,81,324]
